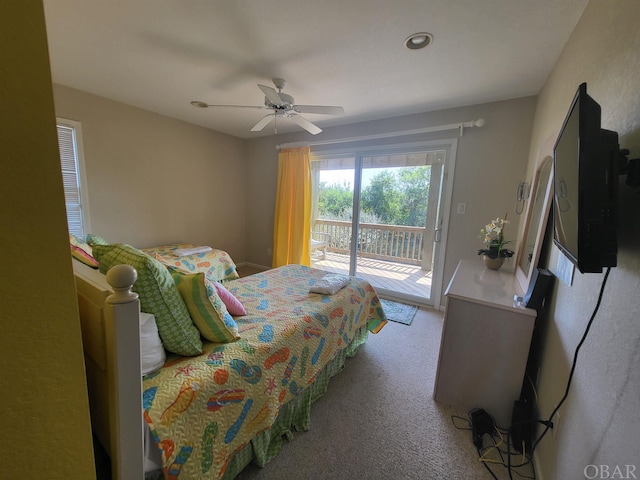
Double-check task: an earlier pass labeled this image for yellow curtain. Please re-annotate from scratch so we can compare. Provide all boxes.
[272,146,312,267]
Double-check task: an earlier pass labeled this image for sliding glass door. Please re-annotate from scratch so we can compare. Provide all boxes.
[310,142,454,307]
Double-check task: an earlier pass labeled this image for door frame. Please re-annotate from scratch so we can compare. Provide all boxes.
[312,138,458,310]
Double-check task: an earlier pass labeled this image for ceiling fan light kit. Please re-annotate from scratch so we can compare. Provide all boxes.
[191,78,344,135]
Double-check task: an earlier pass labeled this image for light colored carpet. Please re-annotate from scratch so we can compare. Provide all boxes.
[236,308,530,480]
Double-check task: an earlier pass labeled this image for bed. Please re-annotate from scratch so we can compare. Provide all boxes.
[71,239,387,479]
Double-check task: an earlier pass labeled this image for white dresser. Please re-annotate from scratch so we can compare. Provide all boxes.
[433,259,536,427]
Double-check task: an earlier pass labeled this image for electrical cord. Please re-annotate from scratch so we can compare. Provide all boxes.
[530,266,612,454]
[478,427,536,480]
[478,445,500,480]
[488,427,536,479]
[453,411,536,478]
[450,414,472,430]
[484,434,536,480]
[478,427,504,462]
[526,372,539,404]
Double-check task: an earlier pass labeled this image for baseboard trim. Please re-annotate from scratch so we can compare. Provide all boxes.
[236,261,269,271]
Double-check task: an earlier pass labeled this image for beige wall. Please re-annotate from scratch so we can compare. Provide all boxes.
[526,1,640,478]
[0,2,95,478]
[245,96,537,304]
[53,84,248,260]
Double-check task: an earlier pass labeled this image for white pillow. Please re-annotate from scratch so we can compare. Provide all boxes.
[140,312,166,375]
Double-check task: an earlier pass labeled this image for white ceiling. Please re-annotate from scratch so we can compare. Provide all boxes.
[43,0,588,139]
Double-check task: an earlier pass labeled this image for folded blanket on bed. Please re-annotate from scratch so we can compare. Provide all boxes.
[309,273,351,295]
[173,245,212,257]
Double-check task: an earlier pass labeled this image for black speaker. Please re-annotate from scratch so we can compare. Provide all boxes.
[524,268,553,311]
[510,399,534,453]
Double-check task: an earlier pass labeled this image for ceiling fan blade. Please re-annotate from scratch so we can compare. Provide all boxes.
[258,84,284,106]
[191,101,266,110]
[288,113,322,135]
[251,114,275,132]
[294,105,344,115]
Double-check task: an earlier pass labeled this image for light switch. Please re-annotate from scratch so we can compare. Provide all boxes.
[457,203,466,214]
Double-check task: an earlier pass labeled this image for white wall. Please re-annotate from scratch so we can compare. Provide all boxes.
[527,1,640,478]
[245,96,537,305]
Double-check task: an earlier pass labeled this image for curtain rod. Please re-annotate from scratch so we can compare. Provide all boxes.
[276,118,485,150]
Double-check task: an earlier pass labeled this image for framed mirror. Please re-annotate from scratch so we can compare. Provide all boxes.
[515,134,556,293]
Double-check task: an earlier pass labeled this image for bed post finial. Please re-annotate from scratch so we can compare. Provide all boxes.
[103,263,144,478]
[105,264,139,304]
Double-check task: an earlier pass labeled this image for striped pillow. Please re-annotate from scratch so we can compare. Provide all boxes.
[69,234,97,265]
[70,244,99,268]
[171,271,240,343]
[92,243,203,356]
[69,233,92,252]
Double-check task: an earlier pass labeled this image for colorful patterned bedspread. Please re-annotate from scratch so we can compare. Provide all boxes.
[142,244,239,282]
[142,264,387,479]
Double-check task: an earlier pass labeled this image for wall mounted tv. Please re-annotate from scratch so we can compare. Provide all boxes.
[553,82,619,274]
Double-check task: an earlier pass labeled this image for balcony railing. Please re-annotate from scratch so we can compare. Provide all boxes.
[314,219,427,267]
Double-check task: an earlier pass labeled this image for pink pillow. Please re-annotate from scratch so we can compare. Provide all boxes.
[213,281,246,316]
[70,244,99,268]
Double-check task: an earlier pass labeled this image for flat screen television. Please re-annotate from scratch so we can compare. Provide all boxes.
[553,83,619,273]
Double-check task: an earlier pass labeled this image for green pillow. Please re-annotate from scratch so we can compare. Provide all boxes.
[86,234,109,247]
[171,271,240,343]
[92,243,202,356]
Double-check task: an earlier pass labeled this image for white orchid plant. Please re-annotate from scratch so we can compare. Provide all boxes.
[478,213,514,259]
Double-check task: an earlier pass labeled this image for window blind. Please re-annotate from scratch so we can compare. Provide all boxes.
[57,123,85,238]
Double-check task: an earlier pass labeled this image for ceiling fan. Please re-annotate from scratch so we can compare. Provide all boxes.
[191,78,344,135]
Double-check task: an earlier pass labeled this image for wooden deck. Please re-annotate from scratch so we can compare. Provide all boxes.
[311,251,432,300]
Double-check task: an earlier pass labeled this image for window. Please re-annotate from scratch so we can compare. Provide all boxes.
[56,118,91,238]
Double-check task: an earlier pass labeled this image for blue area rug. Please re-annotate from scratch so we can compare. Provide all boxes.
[380,299,418,326]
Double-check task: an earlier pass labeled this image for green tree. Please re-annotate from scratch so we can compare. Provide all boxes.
[317,181,352,218]
[397,166,430,226]
[360,170,400,223]
[317,166,431,227]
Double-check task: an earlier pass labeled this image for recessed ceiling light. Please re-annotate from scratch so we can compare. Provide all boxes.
[405,32,433,50]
